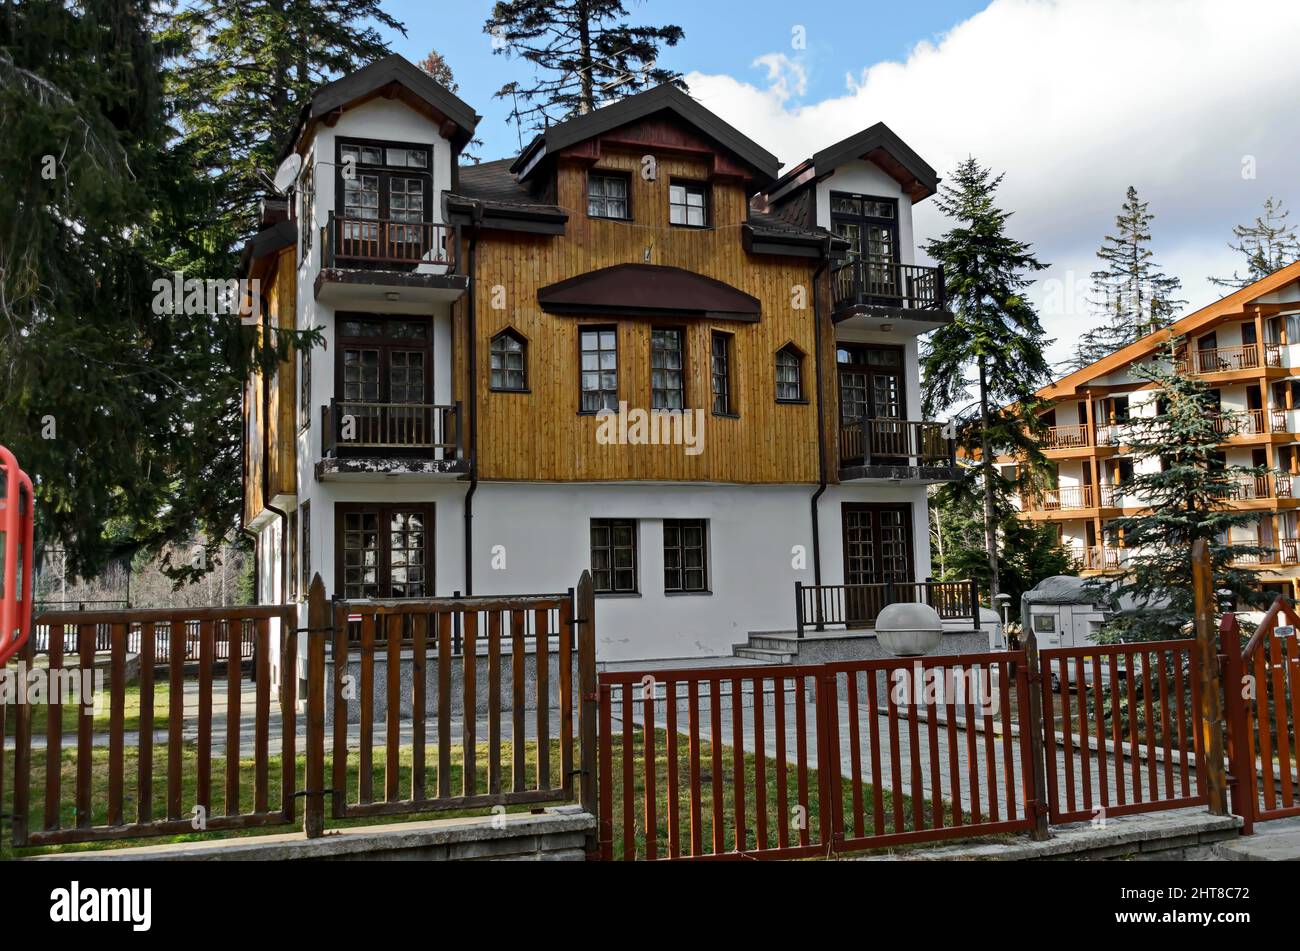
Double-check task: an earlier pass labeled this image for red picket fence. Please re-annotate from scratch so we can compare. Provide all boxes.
[597,650,1039,861]
[1038,641,1208,823]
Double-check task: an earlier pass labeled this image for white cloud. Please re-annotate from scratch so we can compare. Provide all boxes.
[750,52,808,103]
[685,0,1300,365]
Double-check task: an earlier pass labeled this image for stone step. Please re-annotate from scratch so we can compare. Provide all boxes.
[732,647,794,664]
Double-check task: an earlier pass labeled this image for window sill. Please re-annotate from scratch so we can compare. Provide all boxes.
[490,387,531,395]
[670,223,712,231]
[712,411,740,420]
[587,215,634,224]
[595,591,642,600]
[664,590,713,597]
[776,398,809,406]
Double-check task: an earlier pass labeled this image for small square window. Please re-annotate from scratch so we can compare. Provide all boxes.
[670,183,708,227]
[588,173,629,220]
[591,518,638,593]
[664,519,709,593]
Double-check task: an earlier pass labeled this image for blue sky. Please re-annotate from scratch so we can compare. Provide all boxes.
[374,0,1300,369]
[378,0,989,161]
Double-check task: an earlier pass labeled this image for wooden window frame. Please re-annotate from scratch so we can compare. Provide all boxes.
[334,313,433,406]
[334,502,435,601]
[288,508,298,602]
[300,500,311,598]
[578,325,619,415]
[836,343,906,422]
[587,171,632,221]
[591,518,639,595]
[775,343,806,403]
[299,343,312,431]
[669,179,709,229]
[334,136,433,226]
[711,330,735,417]
[663,518,710,594]
[840,502,916,586]
[651,326,687,410]
[489,327,529,393]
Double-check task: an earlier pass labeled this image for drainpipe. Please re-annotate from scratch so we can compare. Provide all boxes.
[810,236,833,592]
[463,207,483,594]
[261,294,291,606]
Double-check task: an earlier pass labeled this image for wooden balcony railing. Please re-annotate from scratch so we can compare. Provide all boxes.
[831,259,946,313]
[1212,473,1294,502]
[840,418,956,469]
[1281,538,1300,564]
[322,399,462,458]
[1031,484,1118,512]
[1076,546,1126,571]
[1043,424,1091,450]
[1175,343,1283,375]
[323,212,455,269]
[1210,408,1289,436]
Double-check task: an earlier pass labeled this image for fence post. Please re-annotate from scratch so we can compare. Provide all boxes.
[576,571,599,851]
[1022,627,1051,841]
[304,574,327,839]
[1219,607,1253,835]
[1192,539,1229,816]
[11,632,34,847]
[968,579,980,627]
[794,582,805,638]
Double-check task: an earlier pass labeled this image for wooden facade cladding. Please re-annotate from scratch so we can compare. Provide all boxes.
[243,248,298,525]
[460,148,831,484]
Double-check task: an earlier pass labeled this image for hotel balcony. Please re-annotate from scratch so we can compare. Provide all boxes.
[1024,484,1119,515]
[314,213,467,307]
[1075,546,1129,572]
[1210,408,1289,438]
[1230,538,1300,567]
[839,418,960,482]
[316,398,466,480]
[1212,472,1295,503]
[1173,343,1284,379]
[830,258,948,323]
[1041,407,1289,456]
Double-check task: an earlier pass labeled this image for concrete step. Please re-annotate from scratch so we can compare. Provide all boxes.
[733,647,794,664]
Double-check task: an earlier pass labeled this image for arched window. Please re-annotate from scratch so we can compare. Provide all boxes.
[490,329,528,391]
[775,344,804,402]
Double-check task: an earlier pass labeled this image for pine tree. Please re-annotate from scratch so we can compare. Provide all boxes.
[485,0,685,133]
[1209,197,1300,289]
[417,49,483,162]
[1069,186,1185,371]
[922,158,1054,599]
[1100,341,1267,641]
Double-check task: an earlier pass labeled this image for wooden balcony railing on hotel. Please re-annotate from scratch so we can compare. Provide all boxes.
[1077,546,1126,571]
[1175,343,1283,375]
[831,259,946,313]
[1030,484,1118,512]
[323,212,455,269]
[840,418,956,469]
[1043,423,1091,450]
[1209,408,1289,437]
[1212,473,1295,502]
[322,399,462,458]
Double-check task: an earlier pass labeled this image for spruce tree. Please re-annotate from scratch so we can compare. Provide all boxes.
[1069,186,1184,371]
[1209,197,1300,289]
[1100,341,1267,641]
[485,0,685,133]
[922,157,1054,599]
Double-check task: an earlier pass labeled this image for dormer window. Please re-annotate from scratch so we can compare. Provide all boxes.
[335,138,434,260]
[587,172,629,220]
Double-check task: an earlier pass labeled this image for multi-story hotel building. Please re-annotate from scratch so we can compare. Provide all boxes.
[1012,260,1300,601]
[241,54,962,666]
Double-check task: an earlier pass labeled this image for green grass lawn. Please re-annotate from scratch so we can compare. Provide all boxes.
[22,682,173,738]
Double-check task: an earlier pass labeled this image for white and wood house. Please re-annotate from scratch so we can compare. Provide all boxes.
[241,54,964,670]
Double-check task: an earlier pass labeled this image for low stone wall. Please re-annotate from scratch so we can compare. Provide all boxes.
[24,807,595,862]
[325,647,578,726]
[788,629,989,665]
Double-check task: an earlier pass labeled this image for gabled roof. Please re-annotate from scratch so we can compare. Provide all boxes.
[1041,259,1300,400]
[281,54,481,158]
[762,122,939,206]
[509,84,781,188]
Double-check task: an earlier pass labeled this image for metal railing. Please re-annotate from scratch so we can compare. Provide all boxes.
[322,399,462,457]
[323,212,455,269]
[795,579,979,636]
[831,259,945,313]
[1175,343,1283,375]
[839,418,955,468]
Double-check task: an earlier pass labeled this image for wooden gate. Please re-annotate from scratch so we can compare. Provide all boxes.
[1220,598,1300,834]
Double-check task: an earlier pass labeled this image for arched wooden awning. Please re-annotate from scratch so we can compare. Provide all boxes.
[537,264,761,322]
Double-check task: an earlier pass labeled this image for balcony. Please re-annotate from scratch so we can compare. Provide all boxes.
[839,418,959,481]
[315,212,466,307]
[830,259,947,321]
[1075,546,1128,571]
[1174,343,1283,376]
[1210,408,1289,437]
[1212,473,1294,502]
[1042,424,1092,451]
[1026,484,1118,513]
[317,399,465,480]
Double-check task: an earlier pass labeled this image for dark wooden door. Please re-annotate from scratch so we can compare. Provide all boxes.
[842,503,914,626]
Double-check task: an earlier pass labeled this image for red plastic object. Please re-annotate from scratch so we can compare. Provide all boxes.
[0,445,34,665]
